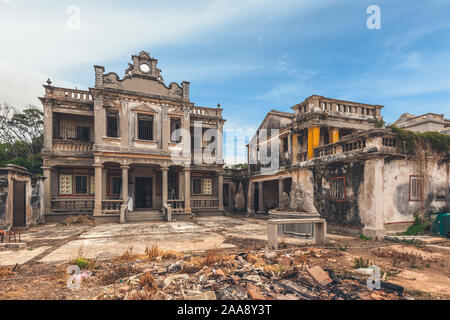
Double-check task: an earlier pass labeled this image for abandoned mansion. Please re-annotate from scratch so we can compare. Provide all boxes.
[1,50,447,238]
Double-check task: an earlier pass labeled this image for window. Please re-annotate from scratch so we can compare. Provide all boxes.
[59,175,72,195]
[203,178,212,195]
[193,179,202,195]
[112,177,122,195]
[330,177,346,201]
[409,175,424,201]
[106,110,119,138]
[170,118,182,142]
[138,114,154,140]
[282,137,288,152]
[75,176,88,194]
[76,126,90,141]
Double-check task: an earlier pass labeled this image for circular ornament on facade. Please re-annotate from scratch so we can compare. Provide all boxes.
[140,63,150,73]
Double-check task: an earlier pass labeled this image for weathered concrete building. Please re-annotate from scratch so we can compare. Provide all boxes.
[40,51,225,223]
[392,113,450,133]
[0,164,44,229]
[247,95,450,238]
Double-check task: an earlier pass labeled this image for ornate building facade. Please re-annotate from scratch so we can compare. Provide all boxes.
[40,51,225,223]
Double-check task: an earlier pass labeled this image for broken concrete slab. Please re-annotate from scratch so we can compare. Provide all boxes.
[386,235,448,244]
[308,266,332,286]
[0,246,51,266]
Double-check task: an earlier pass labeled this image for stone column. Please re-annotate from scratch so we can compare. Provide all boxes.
[184,167,191,213]
[247,181,255,213]
[43,104,53,151]
[121,165,129,201]
[42,166,52,214]
[161,167,169,208]
[217,122,223,164]
[218,173,224,211]
[178,171,185,199]
[278,178,284,206]
[94,163,103,215]
[258,181,264,213]
[329,128,339,144]
[162,106,169,153]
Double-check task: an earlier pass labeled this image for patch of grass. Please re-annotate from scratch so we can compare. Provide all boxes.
[359,234,372,241]
[0,267,12,279]
[144,244,183,262]
[339,245,348,251]
[204,246,223,266]
[114,245,141,263]
[403,214,431,236]
[100,264,139,285]
[73,256,93,270]
[353,256,370,269]
[139,272,158,295]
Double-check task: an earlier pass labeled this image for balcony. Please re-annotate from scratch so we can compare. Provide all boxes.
[51,198,94,213]
[190,106,222,119]
[191,199,219,209]
[53,140,93,154]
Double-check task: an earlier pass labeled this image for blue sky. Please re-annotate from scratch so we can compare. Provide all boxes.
[0,0,449,163]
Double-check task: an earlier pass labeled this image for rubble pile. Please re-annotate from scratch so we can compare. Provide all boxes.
[94,247,405,300]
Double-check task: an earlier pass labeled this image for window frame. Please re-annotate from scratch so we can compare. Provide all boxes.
[203,178,212,195]
[192,178,202,195]
[409,175,424,202]
[136,113,155,141]
[106,109,120,138]
[170,117,182,143]
[74,175,89,195]
[330,177,346,202]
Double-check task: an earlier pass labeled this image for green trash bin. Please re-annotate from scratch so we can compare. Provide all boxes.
[429,212,450,238]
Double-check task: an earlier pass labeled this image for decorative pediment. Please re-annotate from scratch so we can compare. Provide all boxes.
[132,104,160,113]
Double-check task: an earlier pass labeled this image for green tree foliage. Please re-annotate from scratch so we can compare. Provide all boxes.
[0,103,43,174]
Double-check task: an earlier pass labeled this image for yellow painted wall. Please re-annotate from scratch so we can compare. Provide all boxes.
[307,127,320,159]
[329,128,339,144]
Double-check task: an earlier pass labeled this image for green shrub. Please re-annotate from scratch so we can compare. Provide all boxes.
[73,256,92,270]
[353,256,370,269]
[403,214,431,236]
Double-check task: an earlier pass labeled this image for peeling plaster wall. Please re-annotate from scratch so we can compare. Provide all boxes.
[312,162,365,227]
[383,158,449,224]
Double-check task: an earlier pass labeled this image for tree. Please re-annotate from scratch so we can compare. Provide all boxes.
[0,103,44,174]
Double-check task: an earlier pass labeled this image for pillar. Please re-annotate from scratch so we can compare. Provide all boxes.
[292,133,299,163]
[278,178,284,206]
[217,122,223,164]
[161,167,169,208]
[218,173,224,211]
[307,126,320,160]
[258,181,264,213]
[94,163,103,215]
[121,165,129,201]
[247,181,255,213]
[178,171,185,199]
[43,104,53,151]
[329,128,339,144]
[184,167,191,213]
[42,166,52,214]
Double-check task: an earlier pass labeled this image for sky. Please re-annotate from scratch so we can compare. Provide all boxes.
[1,0,449,164]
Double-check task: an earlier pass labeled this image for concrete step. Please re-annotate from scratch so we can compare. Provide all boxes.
[126,211,165,222]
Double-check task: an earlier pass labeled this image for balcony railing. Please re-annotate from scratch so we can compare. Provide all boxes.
[167,199,185,213]
[191,199,219,208]
[47,87,93,102]
[102,200,123,214]
[190,106,222,118]
[53,140,93,153]
[51,198,94,213]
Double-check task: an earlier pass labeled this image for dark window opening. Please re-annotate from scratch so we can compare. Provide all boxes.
[138,114,154,140]
[170,118,182,142]
[282,137,288,152]
[330,177,346,201]
[75,176,88,194]
[107,110,119,138]
[76,126,90,141]
[193,179,202,195]
[112,177,122,195]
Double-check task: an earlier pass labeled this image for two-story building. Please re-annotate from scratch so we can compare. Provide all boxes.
[40,51,225,223]
[247,95,449,238]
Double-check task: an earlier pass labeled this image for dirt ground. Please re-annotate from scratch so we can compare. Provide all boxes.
[0,214,449,300]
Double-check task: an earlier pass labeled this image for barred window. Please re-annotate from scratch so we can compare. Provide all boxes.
[89,176,95,195]
[409,176,424,201]
[203,178,212,195]
[75,176,88,194]
[106,110,119,138]
[193,179,202,195]
[76,126,90,141]
[112,177,122,195]
[138,114,154,140]
[170,118,182,142]
[330,177,346,201]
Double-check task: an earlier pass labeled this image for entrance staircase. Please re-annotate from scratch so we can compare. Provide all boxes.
[126,210,165,223]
